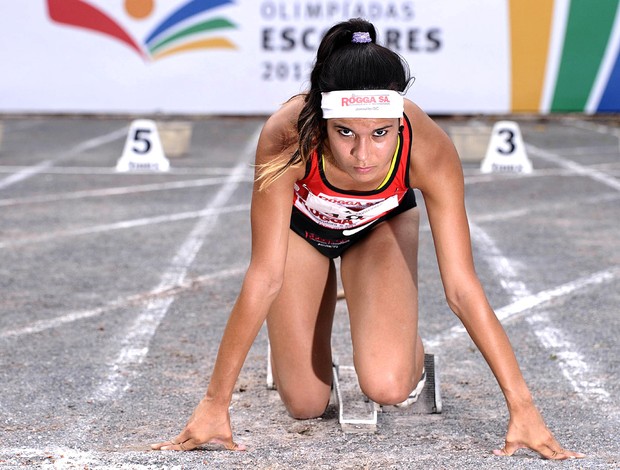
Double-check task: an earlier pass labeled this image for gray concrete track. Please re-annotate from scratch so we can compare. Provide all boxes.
[0,115,618,469]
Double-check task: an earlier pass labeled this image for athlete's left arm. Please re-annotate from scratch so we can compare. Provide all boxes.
[406,101,584,460]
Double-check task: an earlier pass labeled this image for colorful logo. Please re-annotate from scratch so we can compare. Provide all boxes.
[509,0,620,113]
[46,0,237,61]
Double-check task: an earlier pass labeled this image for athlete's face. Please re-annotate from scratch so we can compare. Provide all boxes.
[325,117,400,186]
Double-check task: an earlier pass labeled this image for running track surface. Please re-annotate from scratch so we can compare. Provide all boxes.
[0,116,618,469]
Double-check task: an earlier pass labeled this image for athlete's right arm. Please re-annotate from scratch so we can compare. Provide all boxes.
[204,99,305,405]
[151,98,305,452]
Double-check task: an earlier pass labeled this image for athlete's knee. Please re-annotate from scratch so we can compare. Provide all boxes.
[276,379,331,419]
[358,372,412,406]
[361,350,427,405]
[283,393,330,419]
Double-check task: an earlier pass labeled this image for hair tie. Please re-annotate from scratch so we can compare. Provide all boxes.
[351,32,371,44]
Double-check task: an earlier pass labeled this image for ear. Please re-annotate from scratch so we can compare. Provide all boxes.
[399,117,404,133]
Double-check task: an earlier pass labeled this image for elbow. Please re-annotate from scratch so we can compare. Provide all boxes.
[446,294,465,319]
[444,278,485,319]
[244,265,285,301]
[263,274,284,300]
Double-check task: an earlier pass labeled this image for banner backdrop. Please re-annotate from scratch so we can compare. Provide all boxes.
[0,0,619,115]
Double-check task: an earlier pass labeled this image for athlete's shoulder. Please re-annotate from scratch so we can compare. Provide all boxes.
[404,99,461,190]
[404,99,435,128]
[263,95,304,137]
[258,95,304,161]
[404,98,452,149]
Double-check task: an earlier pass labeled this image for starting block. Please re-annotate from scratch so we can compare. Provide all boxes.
[332,354,442,433]
[394,353,442,415]
[266,343,441,433]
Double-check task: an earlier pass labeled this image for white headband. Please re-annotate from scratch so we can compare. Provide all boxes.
[321,90,404,119]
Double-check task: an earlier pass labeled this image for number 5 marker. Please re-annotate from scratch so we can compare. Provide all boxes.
[116,119,170,172]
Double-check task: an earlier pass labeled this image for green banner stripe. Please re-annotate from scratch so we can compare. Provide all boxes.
[149,18,235,54]
[551,0,620,112]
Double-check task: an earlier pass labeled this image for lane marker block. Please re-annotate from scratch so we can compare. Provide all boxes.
[158,121,193,158]
[116,119,170,172]
[480,121,532,174]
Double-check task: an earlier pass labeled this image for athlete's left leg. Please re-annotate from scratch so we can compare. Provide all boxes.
[340,208,424,405]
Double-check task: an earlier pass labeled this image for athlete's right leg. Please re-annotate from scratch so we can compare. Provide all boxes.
[266,230,337,419]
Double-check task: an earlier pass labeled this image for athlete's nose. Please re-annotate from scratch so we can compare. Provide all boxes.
[351,137,370,163]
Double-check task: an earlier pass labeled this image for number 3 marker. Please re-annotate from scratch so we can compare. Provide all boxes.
[480,121,532,174]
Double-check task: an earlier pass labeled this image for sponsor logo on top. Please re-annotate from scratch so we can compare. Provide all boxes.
[342,94,392,106]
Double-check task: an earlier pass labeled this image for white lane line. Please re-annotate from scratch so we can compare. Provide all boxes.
[551,146,619,157]
[495,267,619,322]
[10,165,612,241]
[427,224,615,403]
[0,127,127,191]
[476,190,620,224]
[527,143,620,191]
[72,127,129,153]
[0,174,253,207]
[0,447,101,469]
[0,160,54,190]
[418,192,619,233]
[563,118,620,137]
[90,124,260,403]
[466,192,619,226]
[0,204,250,249]
[462,167,574,184]
[528,313,611,400]
[0,267,246,340]
[0,165,247,176]
[426,267,620,349]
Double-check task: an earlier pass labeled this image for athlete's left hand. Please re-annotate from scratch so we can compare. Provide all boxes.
[493,403,585,460]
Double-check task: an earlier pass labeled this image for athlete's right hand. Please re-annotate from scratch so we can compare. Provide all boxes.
[150,396,246,452]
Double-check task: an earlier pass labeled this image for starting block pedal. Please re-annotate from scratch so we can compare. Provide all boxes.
[332,363,378,433]
[390,353,442,414]
[266,341,275,390]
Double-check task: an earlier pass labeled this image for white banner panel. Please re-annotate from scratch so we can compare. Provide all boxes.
[0,1,514,115]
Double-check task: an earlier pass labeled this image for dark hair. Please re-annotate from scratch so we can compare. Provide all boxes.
[315,19,411,93]
[257,18,412,190]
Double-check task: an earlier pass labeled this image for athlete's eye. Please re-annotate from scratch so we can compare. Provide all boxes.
[374,129,388,137]
[338,128,354,137]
